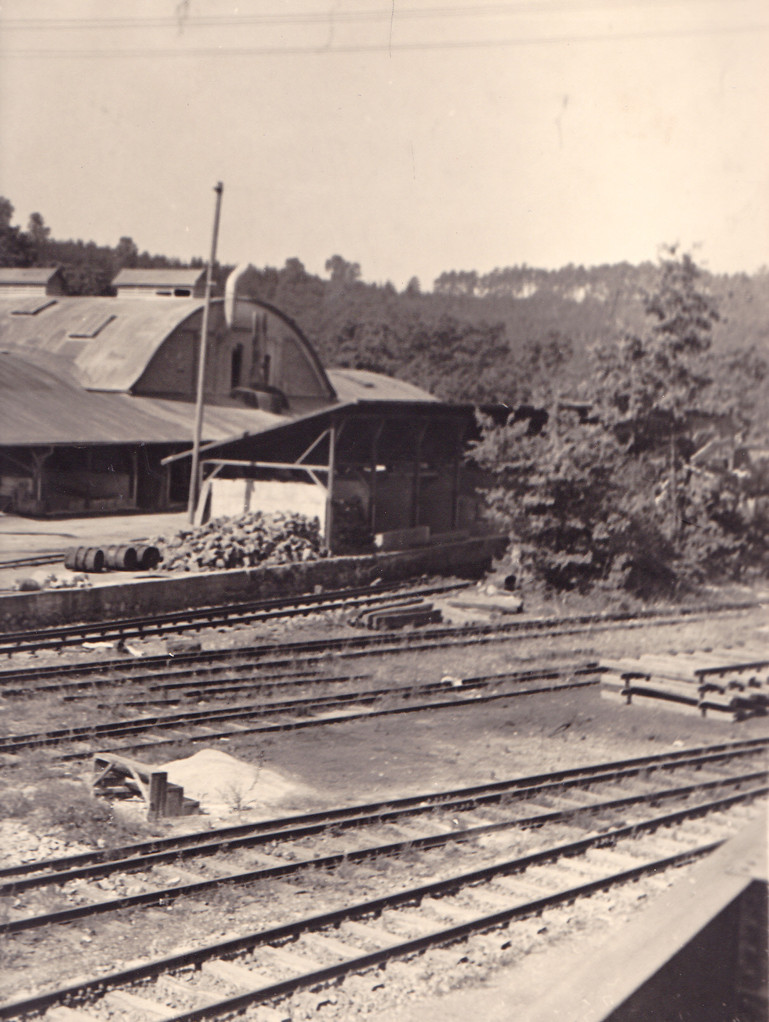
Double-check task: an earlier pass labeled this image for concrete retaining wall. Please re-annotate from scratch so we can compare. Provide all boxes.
[0,535,508,631]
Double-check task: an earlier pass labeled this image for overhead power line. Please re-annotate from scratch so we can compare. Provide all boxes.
[0,22,766,58]
[0,0,759,31]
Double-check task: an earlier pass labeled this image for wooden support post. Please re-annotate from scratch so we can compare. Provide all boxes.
[31,447,53,512]
[130,449,139,507]
[369,418,384,534]
[161,452,172,509]
[324,419,337,551]
[148,771,168,818]
[451,418,468,528]
[410,421,426,528]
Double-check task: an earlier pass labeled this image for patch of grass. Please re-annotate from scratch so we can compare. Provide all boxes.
[0,778,150,847]
[1,789,33,818]
[27,780,123,845]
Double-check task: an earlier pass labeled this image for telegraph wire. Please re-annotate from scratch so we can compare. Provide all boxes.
[1,22,766,58]
[0,0,759,32]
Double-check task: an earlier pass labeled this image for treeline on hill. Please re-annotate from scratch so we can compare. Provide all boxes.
[3,198,769,596]
[472,250,769,598]
[2,196,768,409]
[0,198,204,297]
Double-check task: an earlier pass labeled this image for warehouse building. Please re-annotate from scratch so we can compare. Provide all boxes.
[0,266,478,550]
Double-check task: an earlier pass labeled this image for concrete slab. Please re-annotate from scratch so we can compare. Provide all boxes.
[0,511,187,589]
[0,510,187,558]
[0,534,507,631]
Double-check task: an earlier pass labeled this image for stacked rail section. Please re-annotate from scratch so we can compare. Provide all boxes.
[601,646,769,719]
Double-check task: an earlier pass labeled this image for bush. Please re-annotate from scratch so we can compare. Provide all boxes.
[472,411,675,596]
[471,251,769,598]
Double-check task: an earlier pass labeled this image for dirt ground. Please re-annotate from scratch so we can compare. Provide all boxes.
[0,510,188,591]
[3,594,768,814]
[0,587,767,1019]
[147,597,769,810]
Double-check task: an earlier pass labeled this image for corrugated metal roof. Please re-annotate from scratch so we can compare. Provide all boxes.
[0,266,61,285]
[165,387,469,465]
[326,368,438,403]
[0,351,287,445]
[0,295,204,392]
[9,297,58,316]
[112,268,206,289]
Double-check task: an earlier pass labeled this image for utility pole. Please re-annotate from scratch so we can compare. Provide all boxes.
[188,181,224,522]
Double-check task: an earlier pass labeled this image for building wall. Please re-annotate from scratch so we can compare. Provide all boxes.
[373,467,414,532]
[370,465,457,535]
[136,327,199,397]
[205,476,327,528]
[134,302,332,408]
[0,468,34,513]
[418,471,455,532]
[0,442,189,516]
[0,535,507,631]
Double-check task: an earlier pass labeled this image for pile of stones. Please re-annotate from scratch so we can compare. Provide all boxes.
[154,511,326,572]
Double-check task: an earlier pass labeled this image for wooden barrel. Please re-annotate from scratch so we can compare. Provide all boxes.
[64,546,90,571]
[64,547,81,570]
[81,547,105,572]
[105,544,138,570]
[135,544,161,570]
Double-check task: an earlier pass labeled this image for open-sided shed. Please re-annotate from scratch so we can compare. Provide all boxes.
[0,270,478,548]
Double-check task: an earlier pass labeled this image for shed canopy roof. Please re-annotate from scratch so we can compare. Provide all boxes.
[112,268,206,289]
[327,368,438,404]
[0,351,285,446]
[0,266,61,286]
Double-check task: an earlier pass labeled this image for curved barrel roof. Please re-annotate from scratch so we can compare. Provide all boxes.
[0,292,446,449]
[0,295,205,392]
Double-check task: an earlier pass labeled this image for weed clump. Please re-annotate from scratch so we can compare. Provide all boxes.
[1,779,144,848]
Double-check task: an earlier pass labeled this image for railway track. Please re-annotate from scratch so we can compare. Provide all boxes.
[0,579,468,655]
[0,592,754,658]
[0,553,60,572]
[0,601,756,703]
[2,737,766,903]
[1,740,765,1021]
[0,664,601,757]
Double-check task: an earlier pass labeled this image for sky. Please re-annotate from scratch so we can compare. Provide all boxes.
[0,0,767,290]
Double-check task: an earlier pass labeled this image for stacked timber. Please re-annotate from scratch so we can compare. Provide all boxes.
[354,599,442,630]
[601,647,769,721]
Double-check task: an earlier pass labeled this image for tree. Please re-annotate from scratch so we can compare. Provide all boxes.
[325,254,361,285]
[591,247,719,544]
[470,249,749,596]
[0,196,32,267]
[114,236,139,269]
[0,197,13,231]
[27,212,51,265]
[433,269,478,297]
[60,261,114,296]
[471,407,672,594]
